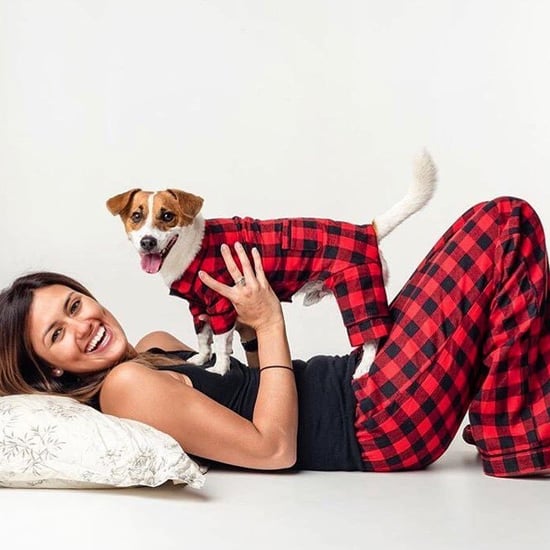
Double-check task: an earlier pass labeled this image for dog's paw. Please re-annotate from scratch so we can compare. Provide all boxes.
[187,353,212,366]
[206,358,231,376]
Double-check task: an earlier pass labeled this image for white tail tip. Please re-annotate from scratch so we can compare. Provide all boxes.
[413,149,437,201]
[373,149,437,240]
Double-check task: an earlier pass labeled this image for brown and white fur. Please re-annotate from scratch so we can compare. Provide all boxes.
[107,151,437,377]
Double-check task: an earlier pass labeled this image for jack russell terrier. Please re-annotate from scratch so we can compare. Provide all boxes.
[107,151,436,377]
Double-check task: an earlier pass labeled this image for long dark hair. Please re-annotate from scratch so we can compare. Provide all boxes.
[0,272,179,405]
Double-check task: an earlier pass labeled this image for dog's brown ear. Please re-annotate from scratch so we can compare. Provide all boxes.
[167,189,204,219]
[106,188,142,216]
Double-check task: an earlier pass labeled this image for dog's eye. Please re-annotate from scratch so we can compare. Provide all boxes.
[131,212,142,223]
[161,211,175,222]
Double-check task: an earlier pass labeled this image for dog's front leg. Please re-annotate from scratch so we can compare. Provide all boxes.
[206,330,234,375]
[352,339,379,380]
[187,324,214,366]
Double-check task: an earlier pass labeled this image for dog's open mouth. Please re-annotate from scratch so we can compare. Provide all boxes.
[140,235,179,274]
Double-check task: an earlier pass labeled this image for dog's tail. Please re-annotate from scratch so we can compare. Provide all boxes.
[373,150,437,241]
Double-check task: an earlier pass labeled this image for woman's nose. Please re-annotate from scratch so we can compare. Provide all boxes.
[68,317,93,339]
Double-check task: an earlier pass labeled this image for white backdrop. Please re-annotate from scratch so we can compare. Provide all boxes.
[1,0,548,361]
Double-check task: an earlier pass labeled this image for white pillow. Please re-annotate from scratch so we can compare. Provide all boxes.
[0,394,206,489]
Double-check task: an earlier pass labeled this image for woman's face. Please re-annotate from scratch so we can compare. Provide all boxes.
[28,285,130,374]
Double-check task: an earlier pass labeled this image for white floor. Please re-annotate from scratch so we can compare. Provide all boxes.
[2,434,549,550]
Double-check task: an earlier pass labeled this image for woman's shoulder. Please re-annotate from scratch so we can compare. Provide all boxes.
[100,361,157,403]
[134,330,196,353]
[99,359,193,414]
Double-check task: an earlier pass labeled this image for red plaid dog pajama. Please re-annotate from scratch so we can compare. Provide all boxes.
[170,217,391,345]
[353,196,550,477]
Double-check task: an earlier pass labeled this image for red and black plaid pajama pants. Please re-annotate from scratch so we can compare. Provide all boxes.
[352,196,550,477]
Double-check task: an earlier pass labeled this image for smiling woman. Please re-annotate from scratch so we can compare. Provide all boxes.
[2,200,550,478]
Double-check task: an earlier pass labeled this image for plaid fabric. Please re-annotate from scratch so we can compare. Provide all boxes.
[170,217,391,346]
[353,196,550,477]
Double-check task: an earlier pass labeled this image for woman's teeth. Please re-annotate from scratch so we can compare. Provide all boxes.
[87,326,106,352]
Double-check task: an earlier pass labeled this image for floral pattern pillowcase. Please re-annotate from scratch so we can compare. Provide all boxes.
[0,394,206,489]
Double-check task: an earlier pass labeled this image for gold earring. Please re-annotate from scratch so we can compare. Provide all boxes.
[51,368,64,378]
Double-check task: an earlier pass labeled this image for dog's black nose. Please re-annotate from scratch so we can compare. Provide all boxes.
[140,236,158,251]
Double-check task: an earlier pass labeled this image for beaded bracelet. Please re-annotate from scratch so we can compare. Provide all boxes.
[259,365,294,373]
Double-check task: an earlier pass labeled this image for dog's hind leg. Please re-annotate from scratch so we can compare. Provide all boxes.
[353,341,378,379]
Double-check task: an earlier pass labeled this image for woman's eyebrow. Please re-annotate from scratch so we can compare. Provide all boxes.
[43,291,75,341]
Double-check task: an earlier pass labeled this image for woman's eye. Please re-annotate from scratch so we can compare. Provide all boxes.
[52,328,62,343]
[70,299,81,315]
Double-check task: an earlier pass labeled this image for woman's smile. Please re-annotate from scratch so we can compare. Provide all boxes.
[86,325,108,353]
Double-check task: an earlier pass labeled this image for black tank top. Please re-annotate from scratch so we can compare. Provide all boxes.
[152,349,365,471]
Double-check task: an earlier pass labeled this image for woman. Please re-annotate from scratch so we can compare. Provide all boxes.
[0,196,549,477]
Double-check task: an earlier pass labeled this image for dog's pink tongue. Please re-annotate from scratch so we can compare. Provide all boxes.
[141,254,162,274]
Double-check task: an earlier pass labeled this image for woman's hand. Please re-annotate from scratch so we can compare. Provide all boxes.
[198,243,283,336]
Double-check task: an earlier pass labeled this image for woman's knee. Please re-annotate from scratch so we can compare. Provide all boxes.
[484,196,540,223]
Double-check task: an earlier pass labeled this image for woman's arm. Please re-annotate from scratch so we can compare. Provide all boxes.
[101,243,298,470]
[199,242,297,463]
[100,357,295,469]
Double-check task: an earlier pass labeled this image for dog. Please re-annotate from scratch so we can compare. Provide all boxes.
[107,151,436,377]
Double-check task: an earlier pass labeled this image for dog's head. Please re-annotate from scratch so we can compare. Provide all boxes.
[106,188,203,274]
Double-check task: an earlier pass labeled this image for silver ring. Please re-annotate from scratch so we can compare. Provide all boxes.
[236,276,246,286]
